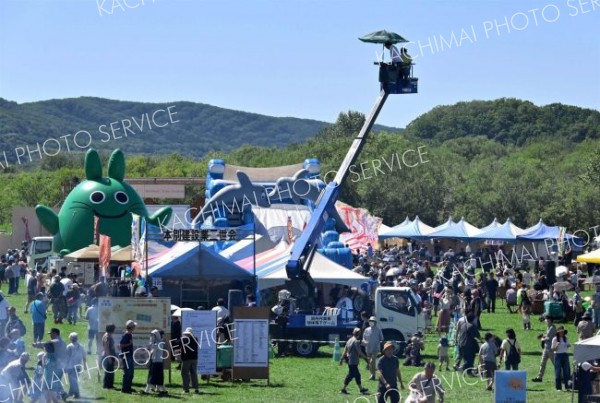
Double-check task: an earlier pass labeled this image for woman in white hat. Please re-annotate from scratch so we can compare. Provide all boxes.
[141,329,168,396]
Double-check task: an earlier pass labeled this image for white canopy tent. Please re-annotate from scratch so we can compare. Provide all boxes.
[574,334,600,364]
[258,250,369,291]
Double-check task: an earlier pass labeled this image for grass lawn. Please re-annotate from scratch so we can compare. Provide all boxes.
[3,278,591,403]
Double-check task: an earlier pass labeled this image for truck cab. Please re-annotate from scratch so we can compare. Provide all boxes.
[374,286,424,343]
[27,236,55,270]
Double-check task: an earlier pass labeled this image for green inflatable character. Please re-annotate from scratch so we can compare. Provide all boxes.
[35,149,172,255]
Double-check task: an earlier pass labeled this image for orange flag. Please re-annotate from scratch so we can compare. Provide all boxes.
[99,235,111,278]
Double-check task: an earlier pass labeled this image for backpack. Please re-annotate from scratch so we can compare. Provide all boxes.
[506,340,520,364]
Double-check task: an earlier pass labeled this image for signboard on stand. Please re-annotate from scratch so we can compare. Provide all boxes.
[181,310,217,376]
[98,297,171,369]
[232,307,270,383]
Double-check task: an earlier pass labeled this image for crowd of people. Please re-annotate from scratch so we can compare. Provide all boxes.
[329,242,600,401]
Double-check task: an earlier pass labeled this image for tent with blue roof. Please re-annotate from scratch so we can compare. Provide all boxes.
[517,219,578,242]
[471,218,524,244]
[379,216,434,241]
[426,217,482,241]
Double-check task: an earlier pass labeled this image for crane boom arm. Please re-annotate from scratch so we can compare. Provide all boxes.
[286,90,389,278]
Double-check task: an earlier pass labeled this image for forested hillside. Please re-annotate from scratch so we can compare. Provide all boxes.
[0,98,598,233]
[0,97,399,163]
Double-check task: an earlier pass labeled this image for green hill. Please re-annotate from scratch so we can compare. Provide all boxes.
[405,98,600,145]
[0,97,401,166]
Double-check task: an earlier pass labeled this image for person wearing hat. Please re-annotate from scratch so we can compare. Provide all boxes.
[65,332,86,398]
[141,329,168,396]
[375,341,405,402]
[339,328,369,395]
[180,327,200,394]
[363,316,384,380]
[532,315,557,382]
[577,312,594,341]
[551,326,571,391]
[119,320,137,394]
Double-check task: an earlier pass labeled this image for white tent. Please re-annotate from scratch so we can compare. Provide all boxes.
[258,251,368,290]
[574,334,600,364]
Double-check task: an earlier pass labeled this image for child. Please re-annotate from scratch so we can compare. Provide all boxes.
[519,285,532,330]
[438,336,450,371]
[404,333,424,367]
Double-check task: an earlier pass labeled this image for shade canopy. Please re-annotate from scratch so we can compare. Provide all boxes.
[577,248,600,264]
[64,244,99,260]
[479,218,501,232]
[379,216,434,241]
[149,242,252,281]
[470,218,524,244]
[574,335,600,364]
[427,217,482,241]
[517,219,577,241]
[257,250,369,291]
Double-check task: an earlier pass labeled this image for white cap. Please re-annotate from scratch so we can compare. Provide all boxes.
[126,320,137,328]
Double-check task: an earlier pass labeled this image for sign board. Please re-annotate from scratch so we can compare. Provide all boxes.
[132,184,185,199]
[494,370,526,403]
[233,319,269,367]
[153,277,163,291]
[231,307,270,383]
[163,228,240,242]
[98,297,171,366]
[305,315,337,327]
[181,310,217,375]
[83,263,95,285]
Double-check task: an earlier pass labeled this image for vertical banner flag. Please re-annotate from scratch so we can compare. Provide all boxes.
[139,217,147,272]
[557,226,566,256]
[131,214,141,262]
[99,235,111,279]
[286,216,293,244]
[21,217,32,243]
[93,216,99,245]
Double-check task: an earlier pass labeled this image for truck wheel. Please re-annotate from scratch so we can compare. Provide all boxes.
[293,340,319,357]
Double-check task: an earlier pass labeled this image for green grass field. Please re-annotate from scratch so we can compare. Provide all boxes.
[3,279,590,403]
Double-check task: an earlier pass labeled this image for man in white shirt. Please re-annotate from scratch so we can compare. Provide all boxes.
[384,42,401,63]
[211,298,230,322]
[60,275,73,297]
[65,332,86,398]
[362,316,385,380]
[336,292,354,322]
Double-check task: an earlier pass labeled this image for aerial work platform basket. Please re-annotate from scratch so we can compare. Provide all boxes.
[377,62,418,94]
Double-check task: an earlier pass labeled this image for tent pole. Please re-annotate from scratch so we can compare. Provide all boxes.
[253,216,257,303]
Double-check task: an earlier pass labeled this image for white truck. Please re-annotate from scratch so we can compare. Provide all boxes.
[271,286,424,357]
[26,236,55,270]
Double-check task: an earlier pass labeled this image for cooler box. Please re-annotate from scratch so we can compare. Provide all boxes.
[217,345,233,368]
[544,301,564,319]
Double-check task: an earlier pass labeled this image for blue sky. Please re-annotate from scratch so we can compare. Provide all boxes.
[1,0,598,128]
